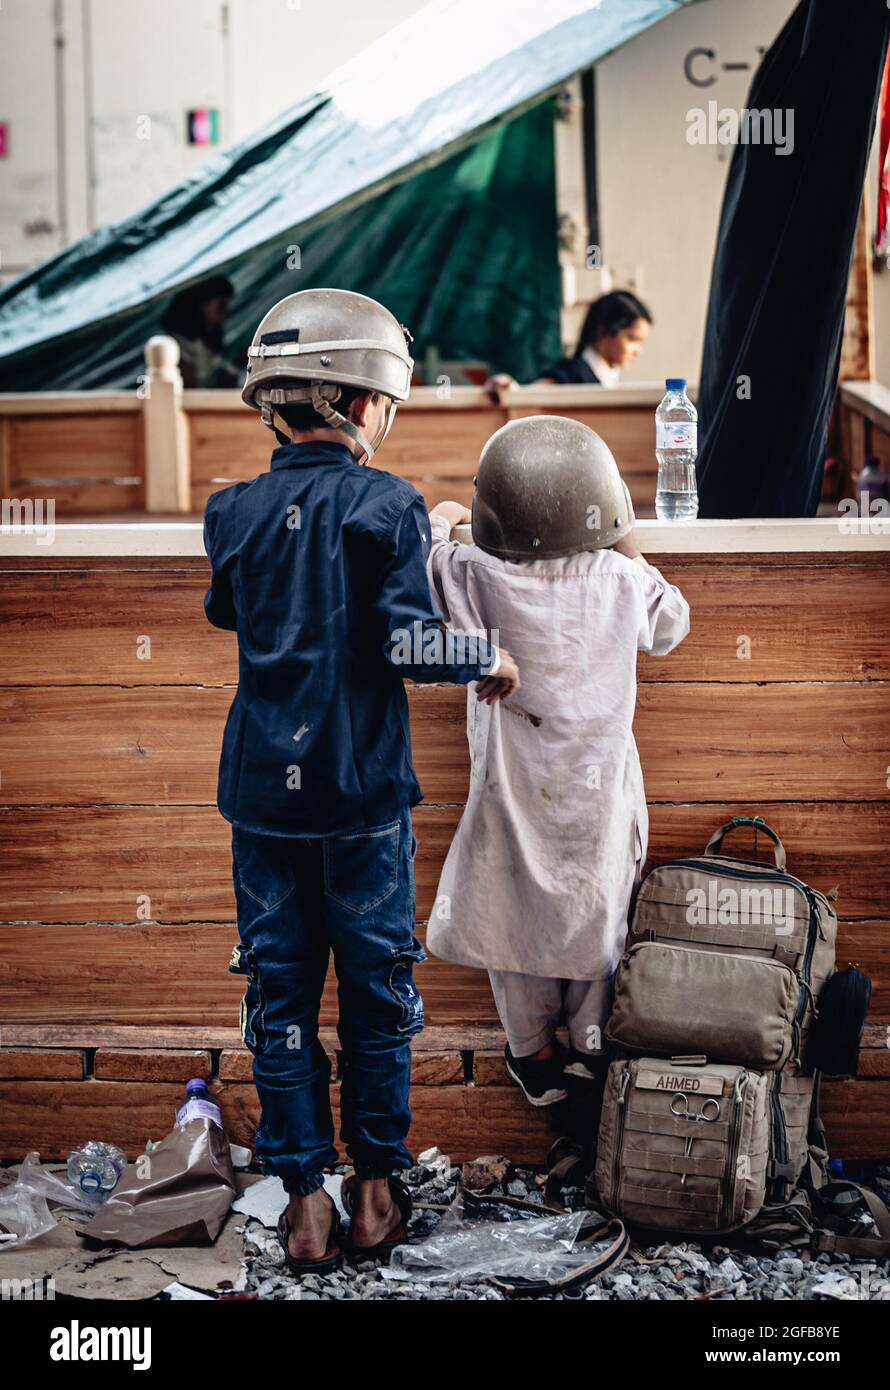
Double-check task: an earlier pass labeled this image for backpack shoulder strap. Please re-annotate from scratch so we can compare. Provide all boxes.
[489,1216,630,1297]
[811,1181,890,1259]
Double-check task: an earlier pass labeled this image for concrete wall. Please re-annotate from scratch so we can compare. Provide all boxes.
[0,0,425,279]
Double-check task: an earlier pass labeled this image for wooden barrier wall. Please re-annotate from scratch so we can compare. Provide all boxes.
[0,383,676,519]
[186,386,673,515]
[4,375,885,523]
[1,543,889,1163]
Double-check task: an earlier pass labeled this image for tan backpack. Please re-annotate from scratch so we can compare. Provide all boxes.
[596,817,837,1233]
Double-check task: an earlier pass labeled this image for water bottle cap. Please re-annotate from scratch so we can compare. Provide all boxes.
[665,378,687,391]
[186,1077,208,1094]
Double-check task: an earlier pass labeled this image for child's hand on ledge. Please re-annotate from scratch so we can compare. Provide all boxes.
[431,500,472,529]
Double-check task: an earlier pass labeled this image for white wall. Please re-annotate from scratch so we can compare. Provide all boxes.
[0,0,425,279]
[594,0,798,386]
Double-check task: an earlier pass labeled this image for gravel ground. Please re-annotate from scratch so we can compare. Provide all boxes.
[242,1156,890,1302]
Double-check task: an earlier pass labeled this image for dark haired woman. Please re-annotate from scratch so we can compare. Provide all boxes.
[485,290,652,400]
[160,275,241,388]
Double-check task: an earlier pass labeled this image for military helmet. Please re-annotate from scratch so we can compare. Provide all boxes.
[242,288,414,462]
[471,415,635,560]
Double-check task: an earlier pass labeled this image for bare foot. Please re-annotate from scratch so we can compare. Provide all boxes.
[285,1190,336,1260]
[349,1177,403,1249]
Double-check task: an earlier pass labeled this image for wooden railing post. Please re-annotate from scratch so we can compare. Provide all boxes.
[143,335,191,512]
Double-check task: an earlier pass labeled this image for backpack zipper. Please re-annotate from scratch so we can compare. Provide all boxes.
[611,1063,631,1210]
[721,1070,748,1227]
[769,1072,789,1201]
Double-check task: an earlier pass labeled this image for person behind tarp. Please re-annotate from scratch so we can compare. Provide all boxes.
[160,274,241,388]
[202,288,519,1275]
[425,417,689,1112]
[484,290,653,400]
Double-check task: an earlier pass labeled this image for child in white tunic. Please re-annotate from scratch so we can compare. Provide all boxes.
[424,416,690,1108]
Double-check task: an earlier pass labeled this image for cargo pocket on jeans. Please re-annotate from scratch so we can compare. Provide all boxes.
[390,936,427,1035]
[231,945,267,1054]
[323,817,400,914]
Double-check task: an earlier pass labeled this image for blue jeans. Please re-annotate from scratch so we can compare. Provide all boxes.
[229,806,426,1196]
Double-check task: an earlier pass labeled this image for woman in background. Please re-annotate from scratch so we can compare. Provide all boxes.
[161,275,242,388]
[486,289,652,399]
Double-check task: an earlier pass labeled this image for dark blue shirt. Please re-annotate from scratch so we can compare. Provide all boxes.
[542,354,599,385]
[203,441,494,837]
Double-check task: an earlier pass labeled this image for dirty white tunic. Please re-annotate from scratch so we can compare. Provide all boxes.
[425,517,690,980]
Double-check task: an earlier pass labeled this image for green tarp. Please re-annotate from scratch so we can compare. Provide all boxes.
[0,0,696,389]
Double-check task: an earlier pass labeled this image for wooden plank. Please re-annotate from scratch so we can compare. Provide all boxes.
[633,682,890,804]
[0,1050,84,1080]
[93,1049,211,1082]
[185,400,662,514]
[0,393,139,415]
[3,481,144,514]
[0,1075,885,1163]
[3,558,888,685]
[0,1023,509,1052]
[2,803,889,924]
[0,916,887,1030]
[7,415,143,485]
[0,570,236,686]
[0,920,500,1028]
[5,681,885,806]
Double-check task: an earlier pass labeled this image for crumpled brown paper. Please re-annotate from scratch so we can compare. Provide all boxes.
[79,1118,236,1249]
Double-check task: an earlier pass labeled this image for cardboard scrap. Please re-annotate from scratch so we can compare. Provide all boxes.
[0,1170,264,1300]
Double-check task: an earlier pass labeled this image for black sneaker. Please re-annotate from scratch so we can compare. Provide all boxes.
[504,1043,568,1107]
[563,1048,607,1082]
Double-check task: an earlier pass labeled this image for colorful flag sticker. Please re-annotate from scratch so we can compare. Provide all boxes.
[187,109,219,146]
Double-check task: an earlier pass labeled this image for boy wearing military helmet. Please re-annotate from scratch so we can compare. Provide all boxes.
[203,289,519,1271]
[426,416,689,1117]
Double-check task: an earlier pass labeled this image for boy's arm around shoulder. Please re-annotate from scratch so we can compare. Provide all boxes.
[372,492,497,684]
[202,490,238,632]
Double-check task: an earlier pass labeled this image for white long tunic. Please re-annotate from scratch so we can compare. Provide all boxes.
[425,517,690,981]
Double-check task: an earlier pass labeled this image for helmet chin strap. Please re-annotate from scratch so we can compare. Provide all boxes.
[263,387,397,466]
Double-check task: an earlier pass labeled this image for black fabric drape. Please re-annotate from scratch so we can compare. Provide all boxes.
[696,0,890,517]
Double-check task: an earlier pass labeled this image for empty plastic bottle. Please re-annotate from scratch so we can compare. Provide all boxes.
[175,1077,223,1129]
[655,378,699,521]
[66,1141,127,1200]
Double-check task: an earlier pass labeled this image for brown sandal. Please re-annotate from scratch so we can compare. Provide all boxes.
[277,1197,342,1276]
[341,1173,413,1261]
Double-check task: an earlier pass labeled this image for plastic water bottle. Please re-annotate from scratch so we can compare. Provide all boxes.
[67,1141,127,1200]
[175,1077,223,1129]
[655,378,699,520]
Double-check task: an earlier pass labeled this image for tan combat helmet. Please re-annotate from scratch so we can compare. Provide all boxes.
[242,288,414,464]
[471,415,635,560]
